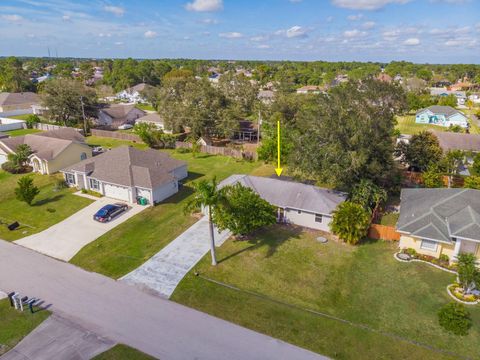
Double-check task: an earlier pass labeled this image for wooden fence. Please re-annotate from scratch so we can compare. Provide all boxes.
[368,224,401,241]
[91,129,142,142]
[175,141,256,160]
[34,123,84,134]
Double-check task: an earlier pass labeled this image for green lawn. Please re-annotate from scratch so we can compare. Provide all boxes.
[70,151,269,278]
[0,172,93,241]
[396,114,447,135]
[135,104,156,111]
[171,226,480,360]
[0,299,50,356]
[7,114,48,122]
[94,345,155,360]
[85,136,148,150]
[379,212,399,226]
[1,128,42,137]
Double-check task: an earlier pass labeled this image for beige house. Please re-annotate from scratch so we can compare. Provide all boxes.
[0,128,92,174]
[219,175,347,232]
[97,104,145,129]
[62,146,188,205]
[397,189,480,263]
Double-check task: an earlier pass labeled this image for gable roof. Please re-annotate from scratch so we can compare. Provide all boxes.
[137,112,164,125]
[62,146,187,189]
[430,130,480,152]
[100,104,140,119]
[417,105,465,119]
[0,92,39,106]
[0,128,86,161]
[397,188,480,243]
[219,175,346,215]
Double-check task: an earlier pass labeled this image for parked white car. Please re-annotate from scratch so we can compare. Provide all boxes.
[118,124,133,130]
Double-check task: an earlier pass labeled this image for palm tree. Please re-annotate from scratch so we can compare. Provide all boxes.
[184,177,223,265]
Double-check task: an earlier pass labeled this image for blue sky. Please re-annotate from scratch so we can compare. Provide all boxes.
[0,0,479,63]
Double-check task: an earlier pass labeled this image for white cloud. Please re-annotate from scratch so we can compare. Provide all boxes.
[286,25,308,38]
[103,5,125,17]
[62,14,71,21]
[114,41,123,45]
[1,14,23,22]
[445,39,462,46]
[144,30,158,38]
[347,13,363,20]
[185,0,223,12]
[250,35,268,42]
[332,0,410,10]
[257,44,271,49]
[219,32,243,38]
[403,37,420,45]
[344,29,366,38]
[361,21,375,29]
[98,33,112,38]
[200,18,218,24]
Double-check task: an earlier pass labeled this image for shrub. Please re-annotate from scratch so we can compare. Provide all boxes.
[15,175,40,205]
[438,302,472,336]
[53,178,68,191]
[423,165,444,188]
[439,254,449,263]
[405,248,417,257]
[330,201,371,245]
[25,114,40,129]
[176,147,191,154]
[464,176,480,190]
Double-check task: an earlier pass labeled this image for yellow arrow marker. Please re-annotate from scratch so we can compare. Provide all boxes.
[275,120,283,176]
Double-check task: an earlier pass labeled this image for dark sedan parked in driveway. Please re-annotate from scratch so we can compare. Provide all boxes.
[93,203,128,223]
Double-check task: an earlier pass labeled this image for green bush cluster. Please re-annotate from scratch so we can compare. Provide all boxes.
[438,302,472,336]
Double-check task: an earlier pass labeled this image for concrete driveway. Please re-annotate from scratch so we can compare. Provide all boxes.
[2,316,115,360]
[15,198,146,261]
[121,216,230,298]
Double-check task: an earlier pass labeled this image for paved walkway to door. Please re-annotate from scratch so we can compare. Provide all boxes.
[15,198,146,261]
[121,216,230,298]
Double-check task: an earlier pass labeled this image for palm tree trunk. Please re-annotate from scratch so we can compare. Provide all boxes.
[208,206,217,266]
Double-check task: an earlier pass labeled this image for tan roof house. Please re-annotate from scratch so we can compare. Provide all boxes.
[0,92,40,113]
[97,104,145,129]
[62,146,188,204]
[397,188,480,263]
[430,130,480,152]
[0,128,92,174]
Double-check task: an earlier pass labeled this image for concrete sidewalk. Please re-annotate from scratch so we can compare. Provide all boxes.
[15,198,145,261]
[2,316,115,360]
[0,240,326,360]
[121,216,230,298]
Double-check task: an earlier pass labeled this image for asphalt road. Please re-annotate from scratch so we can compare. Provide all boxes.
[0,240,327,360]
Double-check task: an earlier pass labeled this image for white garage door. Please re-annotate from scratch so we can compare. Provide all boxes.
[0,154,7,165]
[104,183,131,202]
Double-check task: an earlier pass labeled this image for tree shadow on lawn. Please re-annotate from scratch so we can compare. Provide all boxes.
[184,171,204,182]
[33,194,64,206]
[218,225,303,264]
[160,186,194,205]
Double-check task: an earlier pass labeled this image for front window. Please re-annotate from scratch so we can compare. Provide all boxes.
[420,239,437,252]
[80,152,87,160]
[65,173,75,185]
[315,214,323,223]
[89,178,100,191]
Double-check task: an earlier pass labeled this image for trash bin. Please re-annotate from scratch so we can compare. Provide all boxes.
[140,197,148,206]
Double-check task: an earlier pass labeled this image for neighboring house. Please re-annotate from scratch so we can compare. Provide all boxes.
[232,120,258,142]
[258,90,275,104]
[197,135,213,146]
[0,128,91,174]
[135,113,171,133]
[296,85,323,94]
[62,146,188,205]
[429,88,466,106]
[430,130,480,153]
[397,188,480,263]
[208,73,221,84]
[468,94,480,104]
[219,175,347,232]
[0,92,39,115]
[377,73,392,83]
[116,83,151,103]
[415,106,468,128]
[97,104,145,129]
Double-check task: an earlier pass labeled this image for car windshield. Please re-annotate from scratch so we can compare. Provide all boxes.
[97,209,109,216]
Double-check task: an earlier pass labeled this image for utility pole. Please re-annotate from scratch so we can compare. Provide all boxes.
[80,96,87,135]
[257,110,262,144]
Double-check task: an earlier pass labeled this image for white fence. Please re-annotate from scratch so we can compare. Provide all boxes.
[0,109,33,117]
[0,117,26,132]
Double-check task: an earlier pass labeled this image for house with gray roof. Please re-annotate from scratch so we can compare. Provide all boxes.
[397,188,480,263]
[0,92,40,115]
[97,104,145,129]
[61,146,188,205]
[219,175,347,232]
[415,105,468,128]
[0,128,91,174]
